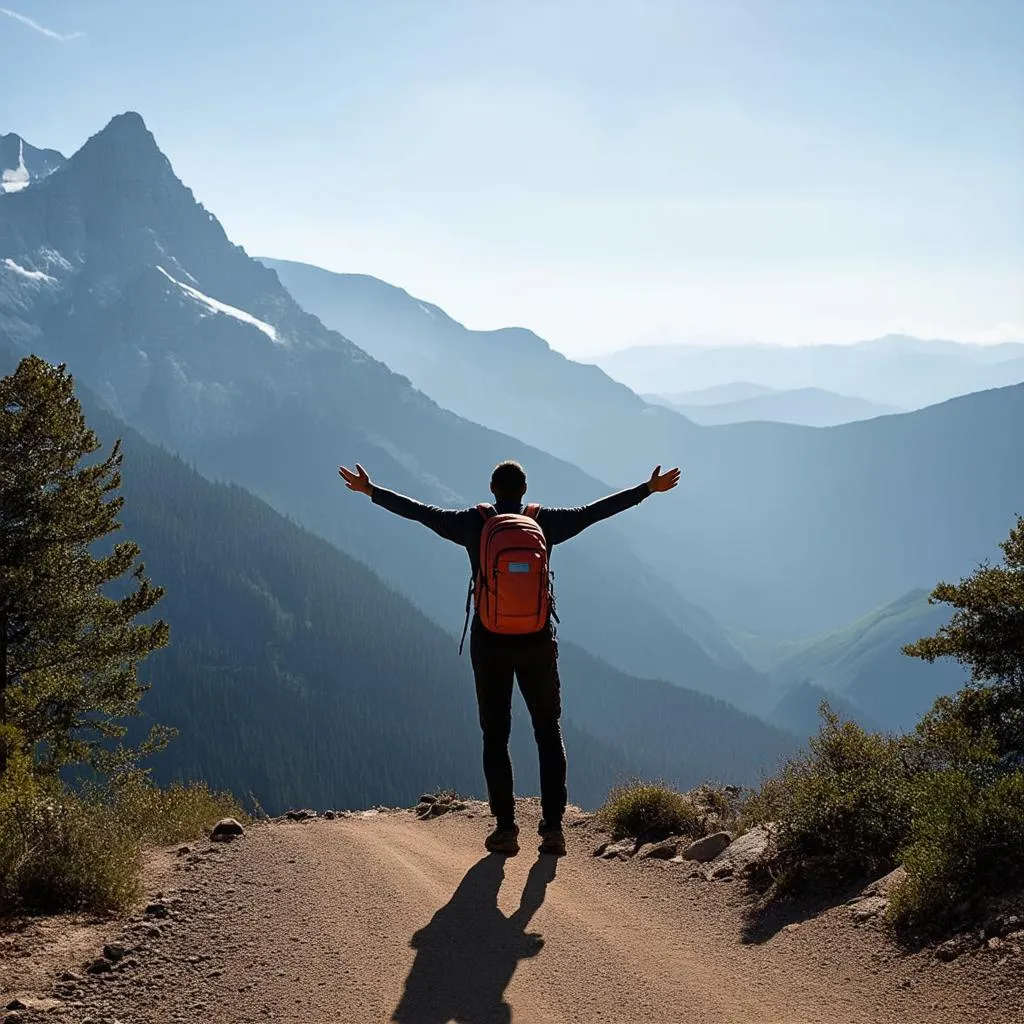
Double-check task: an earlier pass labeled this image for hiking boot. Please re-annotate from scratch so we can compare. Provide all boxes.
[484,824,520,855]
[538,822,566,857]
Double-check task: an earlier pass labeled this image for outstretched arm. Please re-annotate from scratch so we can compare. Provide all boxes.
[540,465,681,546]
[339,463,470,545]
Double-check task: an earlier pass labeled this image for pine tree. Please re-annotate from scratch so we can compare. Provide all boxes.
[905,515,1024,760]
[0,357,168,774]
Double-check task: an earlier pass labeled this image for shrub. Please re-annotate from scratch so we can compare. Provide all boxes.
[6,798,142,914]
[890,769,1024,933]
[110,774,247,846]
[753,706,916,889]
[0,747,246,915]
[598,781,702,840]
[0,754,140,914]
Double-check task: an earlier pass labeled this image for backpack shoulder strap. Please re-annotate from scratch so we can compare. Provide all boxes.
[477,503,496,520]
[523,502,541,520]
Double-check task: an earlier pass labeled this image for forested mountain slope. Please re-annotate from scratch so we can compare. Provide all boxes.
[99,393,800,810]
[1,332,794,810]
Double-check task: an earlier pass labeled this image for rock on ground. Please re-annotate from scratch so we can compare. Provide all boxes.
[703,824,773,880]
[679,831,732,863]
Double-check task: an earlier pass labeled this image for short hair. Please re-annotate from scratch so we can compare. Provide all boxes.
[490,460,527,502]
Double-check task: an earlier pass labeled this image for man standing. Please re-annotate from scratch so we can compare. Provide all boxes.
[339,460,680,856]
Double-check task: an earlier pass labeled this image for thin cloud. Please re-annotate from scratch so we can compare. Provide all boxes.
[0,6,82,41]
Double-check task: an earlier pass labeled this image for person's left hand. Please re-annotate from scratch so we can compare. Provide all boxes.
[647,465,681,493]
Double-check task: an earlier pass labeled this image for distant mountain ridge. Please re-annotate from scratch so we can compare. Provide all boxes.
[594,336,1024,409]
[645,387,900,427]
[264,257,1024,641]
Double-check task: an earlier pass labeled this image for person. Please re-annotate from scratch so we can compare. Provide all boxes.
[338,459,681,856]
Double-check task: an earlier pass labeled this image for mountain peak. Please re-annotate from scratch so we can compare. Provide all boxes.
[70,111,170,180]
[0,132,65,193]
[101,110,151,139]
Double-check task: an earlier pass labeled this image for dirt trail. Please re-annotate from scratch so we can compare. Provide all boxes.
[3,803,1019,1023]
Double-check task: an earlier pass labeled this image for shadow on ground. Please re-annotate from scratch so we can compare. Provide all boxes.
[392,853,558,1024]
[740,876,873,945]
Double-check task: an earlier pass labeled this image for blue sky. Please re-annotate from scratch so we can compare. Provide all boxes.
[2,0,1021,355]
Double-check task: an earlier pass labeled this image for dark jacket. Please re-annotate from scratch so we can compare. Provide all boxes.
[370,483,651,578]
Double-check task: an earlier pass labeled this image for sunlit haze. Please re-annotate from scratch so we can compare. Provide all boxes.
[3,0,1021,355]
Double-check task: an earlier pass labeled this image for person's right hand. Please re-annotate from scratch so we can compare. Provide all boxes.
[339,463,373,496]
[647,465,681,494]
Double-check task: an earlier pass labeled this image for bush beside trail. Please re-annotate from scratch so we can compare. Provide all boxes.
[0,741,245,915]
[598,780,744,842]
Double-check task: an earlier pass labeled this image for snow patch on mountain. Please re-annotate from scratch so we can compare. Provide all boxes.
[2,257,56,283]
[37,248,74,273]
[1,138,29,193]
[156,266,281,343]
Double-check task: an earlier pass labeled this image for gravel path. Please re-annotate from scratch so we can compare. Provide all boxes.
[3,802,1020,1023]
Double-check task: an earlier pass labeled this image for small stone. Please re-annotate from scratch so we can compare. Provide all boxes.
[323,810,336,820]
[210,817,245,842]
[176,845,192,856]
[86,958,113,975]
[987,936,1004,951]
[5,1002,27,1012]
[680,831,732,863]
[144,902,169,919]
[286,808,317,821]
[850,896,889,923]
[103,943,128,962]
[59,972,82,983]
[935,939,962,962]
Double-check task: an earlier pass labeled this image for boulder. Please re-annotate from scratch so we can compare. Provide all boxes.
[679,831,732,863]
[637,838,681,860]
[285,808,317,821]
[598,838,636,860]
[210,818,245,842]
[703,824,773,880]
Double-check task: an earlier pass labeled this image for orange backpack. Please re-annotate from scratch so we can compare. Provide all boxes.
[459,503,553,651]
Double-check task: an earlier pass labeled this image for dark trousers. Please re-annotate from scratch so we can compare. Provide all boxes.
[469,623,567,830]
